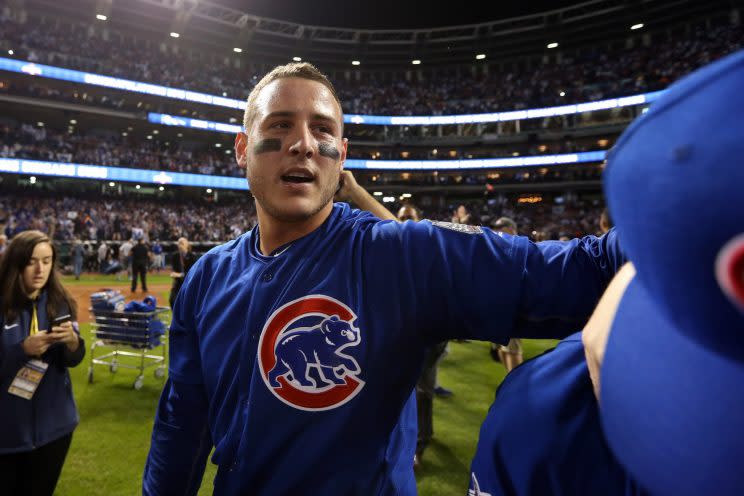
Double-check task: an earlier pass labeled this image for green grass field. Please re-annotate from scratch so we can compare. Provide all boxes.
[53,275,556,495]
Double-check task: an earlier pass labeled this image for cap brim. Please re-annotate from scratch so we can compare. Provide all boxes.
[600,278,744,495]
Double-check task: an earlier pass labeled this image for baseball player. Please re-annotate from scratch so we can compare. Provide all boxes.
[468,49,744,496]
[143,62,625,495]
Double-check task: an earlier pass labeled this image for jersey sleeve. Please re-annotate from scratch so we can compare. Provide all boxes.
[168,261,205,385]
[143,378,213,496]
[369,221,624,344]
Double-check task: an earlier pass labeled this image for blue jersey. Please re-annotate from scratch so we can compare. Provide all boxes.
[143,203,624,496]
[468,333,648,496]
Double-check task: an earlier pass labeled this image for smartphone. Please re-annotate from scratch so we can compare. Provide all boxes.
[52,314,72,326]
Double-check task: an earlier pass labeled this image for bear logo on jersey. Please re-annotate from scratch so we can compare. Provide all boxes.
[258,295,364,411]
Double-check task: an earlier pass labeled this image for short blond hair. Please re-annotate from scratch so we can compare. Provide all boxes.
[242,62,343,133]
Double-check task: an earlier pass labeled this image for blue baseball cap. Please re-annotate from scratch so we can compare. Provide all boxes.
[600,48,744,495]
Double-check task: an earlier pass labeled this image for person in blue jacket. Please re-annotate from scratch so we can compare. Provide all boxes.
[468,48,744,496]
[0,230,85,496]
[142,62,625,496]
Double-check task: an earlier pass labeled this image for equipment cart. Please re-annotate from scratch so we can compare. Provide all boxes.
[87,306,168,390]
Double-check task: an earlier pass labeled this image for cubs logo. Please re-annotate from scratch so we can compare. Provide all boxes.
[258,295,364,411]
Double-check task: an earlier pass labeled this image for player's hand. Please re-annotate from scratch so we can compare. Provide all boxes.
[49,321,80,352]
[582,263,635,401]
[22,332,55,357]
[335,170,359,202]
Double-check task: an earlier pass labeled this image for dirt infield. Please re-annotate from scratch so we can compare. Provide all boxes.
[68,282,172,323]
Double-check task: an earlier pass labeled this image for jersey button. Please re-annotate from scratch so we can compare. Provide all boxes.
[262,272,273,282]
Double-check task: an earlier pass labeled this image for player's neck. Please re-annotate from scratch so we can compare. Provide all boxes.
[256,203,333,256]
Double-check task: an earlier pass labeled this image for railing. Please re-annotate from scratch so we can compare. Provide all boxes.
[0,151,608,190]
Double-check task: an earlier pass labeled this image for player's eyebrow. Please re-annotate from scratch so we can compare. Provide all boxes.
[263,111,338,125]
[263,111,295,121]
[309,112,337,124]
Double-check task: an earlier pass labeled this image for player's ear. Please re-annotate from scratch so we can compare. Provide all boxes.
[339,138,348,169]
[235,132,248,169]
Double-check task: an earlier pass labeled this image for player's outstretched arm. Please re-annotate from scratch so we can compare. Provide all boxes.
[335,170,397,221]
[143,379,212,496]
[509,227,626,338]
[370,222,625,344]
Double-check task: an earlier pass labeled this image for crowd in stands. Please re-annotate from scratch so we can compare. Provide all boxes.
[0,193,257,243]
[0,122,243,177]
[0,190,602,250]
[427,198,605,241]
[357,166,604,187]
[1,10,741,115]
[336,23,743,114]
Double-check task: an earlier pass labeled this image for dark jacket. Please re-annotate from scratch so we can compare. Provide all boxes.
[170,250,197,306]
[0,290,85,454]
[132,242,150,268]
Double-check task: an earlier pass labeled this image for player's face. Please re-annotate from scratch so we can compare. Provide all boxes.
[177,238,188,253]
[21,242,54,297]
[397,206,419,222]
[236,77,347,223]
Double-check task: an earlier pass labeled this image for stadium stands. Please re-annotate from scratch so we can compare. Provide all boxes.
[1,12,741,115]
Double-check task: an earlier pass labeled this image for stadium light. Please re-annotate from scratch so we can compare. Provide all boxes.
[476,54,486,60]
[135,184,141,189]
[96,14,107,21]
[109,182,115,187]
[215,143,222,147]
[631,23,644,30]
[147,135,152,140]
[206,188,213,194]
[412,59,422,65]
[547,42,559,49]
[401,193,412,198]
[170,32,180,38]
[559,91,566,97]
[29,176,36,184]
[373,192,383,196]
[352,60,361,66]
[37,122,44,127]
[233,47,243,53]
[159,186,165,191]
[122,132,128,136]
[7,50,13,55]
[293,56,302,62]
[69,119,77,124]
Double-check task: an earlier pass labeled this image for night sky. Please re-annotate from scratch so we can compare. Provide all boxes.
[211,0,583,29]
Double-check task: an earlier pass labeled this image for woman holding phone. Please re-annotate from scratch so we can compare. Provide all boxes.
[0,230,85,496]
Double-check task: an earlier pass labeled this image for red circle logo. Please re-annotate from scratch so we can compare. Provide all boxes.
[258,295,365,411]
[716,233,744,312]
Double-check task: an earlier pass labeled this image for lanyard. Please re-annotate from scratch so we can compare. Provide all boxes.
[30,302,38,336]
